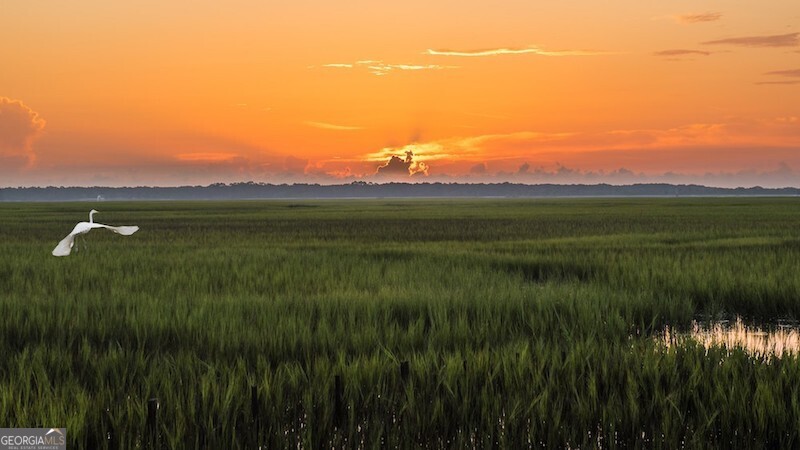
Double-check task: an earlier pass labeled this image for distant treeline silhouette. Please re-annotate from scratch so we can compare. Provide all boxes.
[1,182,798,201]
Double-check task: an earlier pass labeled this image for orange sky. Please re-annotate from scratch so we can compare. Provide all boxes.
[1,1,799,187]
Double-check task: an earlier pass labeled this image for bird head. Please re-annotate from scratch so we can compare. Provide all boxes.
[89,209,99,223]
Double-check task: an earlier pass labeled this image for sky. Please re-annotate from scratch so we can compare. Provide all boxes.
[1,1,799,187]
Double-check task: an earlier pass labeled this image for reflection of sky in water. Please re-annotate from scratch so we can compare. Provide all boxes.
[660,318,800,360]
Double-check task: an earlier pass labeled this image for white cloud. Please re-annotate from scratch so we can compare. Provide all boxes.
[424,45,609,57]
[317,60,458,76]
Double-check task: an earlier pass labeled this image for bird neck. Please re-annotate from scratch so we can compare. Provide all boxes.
[89,211,95,223]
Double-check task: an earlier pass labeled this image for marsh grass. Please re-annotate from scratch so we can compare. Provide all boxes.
[1,198,799,447]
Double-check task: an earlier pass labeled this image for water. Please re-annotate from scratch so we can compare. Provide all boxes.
[660,317,800,360]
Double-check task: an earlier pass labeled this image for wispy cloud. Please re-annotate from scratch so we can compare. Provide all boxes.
[653,49,712,57]
[306,121,364,131]
[424,45,607,57]
[317,60,457,76]
[765,69,800,77]
[674,12,723,24]
[363,62,457,76]
[702,32,799,48]
[755,68,800,85]
[318,45,606,75]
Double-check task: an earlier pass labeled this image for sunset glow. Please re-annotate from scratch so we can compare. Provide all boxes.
[1,1,798,187]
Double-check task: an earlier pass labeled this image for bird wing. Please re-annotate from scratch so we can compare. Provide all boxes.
[52,233,76,256]
[51,222,138,257]
[52,222,94,256]
[97,224,139,236]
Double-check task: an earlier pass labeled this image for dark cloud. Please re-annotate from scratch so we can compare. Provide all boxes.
[376,156,410,175]
[653,49,711,57]
[675,12,722,24]
[517,162,530,174]
[0,97,46,168]
[701,33,799,48]
[375,151,429,177]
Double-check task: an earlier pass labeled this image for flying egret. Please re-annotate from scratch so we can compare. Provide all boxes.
[52,209,139,256]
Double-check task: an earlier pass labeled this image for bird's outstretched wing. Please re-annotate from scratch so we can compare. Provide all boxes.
[52,233,76,256]
[52,223,138,257]
[98,225,139,235]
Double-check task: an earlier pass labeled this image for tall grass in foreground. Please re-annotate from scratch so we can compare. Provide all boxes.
[0,198,799,447]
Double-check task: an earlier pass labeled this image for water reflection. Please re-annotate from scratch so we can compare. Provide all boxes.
[661,317,800,360]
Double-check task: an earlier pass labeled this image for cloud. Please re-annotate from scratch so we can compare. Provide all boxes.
[376,155,411,175]
[306,121,363,131]
[375,151,429,178]
[755,68,800,85]
[674,12,723,24]
[755,81,800,85]
[0,97,46,169]
[765,69,800,77]
[318,60,457,76]
[364,63,456,76]
[424,45,607,57]
[702,33,799,48]
[653,49,711,57]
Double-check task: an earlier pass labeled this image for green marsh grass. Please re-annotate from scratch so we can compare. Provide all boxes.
[1,198,799,447]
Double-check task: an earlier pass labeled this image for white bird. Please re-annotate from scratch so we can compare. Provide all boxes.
[52,209,139,257]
